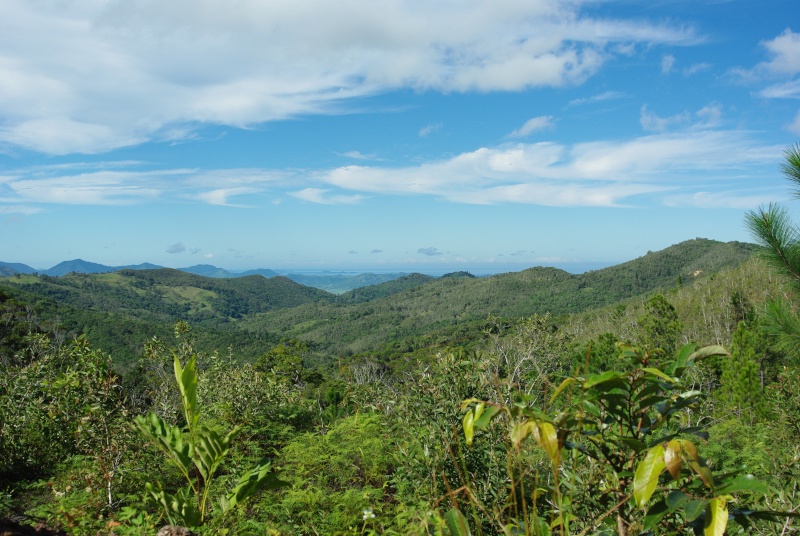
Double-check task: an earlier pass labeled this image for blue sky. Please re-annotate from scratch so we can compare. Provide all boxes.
[2,0,800,275]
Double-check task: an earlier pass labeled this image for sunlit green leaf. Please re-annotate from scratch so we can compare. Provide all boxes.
[583,370,624,389]
[549,378,575,404]
[474,404,501,429]
[704,496,728,536]
[641,367,676,383]
[634,444,666,508]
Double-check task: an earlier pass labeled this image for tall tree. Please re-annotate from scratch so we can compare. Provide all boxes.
[745,144,800,358]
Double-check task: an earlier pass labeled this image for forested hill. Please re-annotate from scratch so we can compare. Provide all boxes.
[244,238,757,359]
[0,238,757,367]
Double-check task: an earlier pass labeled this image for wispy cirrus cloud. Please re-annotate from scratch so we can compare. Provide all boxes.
[567,90,625,107]
[1,128,783,212]
[0,0,701,155]
[508,116,555,138]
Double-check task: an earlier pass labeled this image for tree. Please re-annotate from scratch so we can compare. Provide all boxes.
[636,294,683,356]
[745,143,800,358]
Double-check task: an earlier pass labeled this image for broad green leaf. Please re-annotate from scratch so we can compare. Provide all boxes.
[583,370,624,389]
[685,499,708,521]
[716,474,768,495]
[534,421,561,465]
[222,459,287,513]
[641,367,676,383]
[510,421,534,449]
[193,425,240,481]
[704,497,728,536]
[135,412,192,476]
[666,490,691,512]
[474,405,501,429]
[174,354,199,432]
[549,378,575,404]
[444,508,472,536]
[689,345,730,363]
[145,483,202,528]
[669,343,697,375]
[463,408,476,447]
[643,499,670,531]
[634,445,666,508]
[581,399,601,418]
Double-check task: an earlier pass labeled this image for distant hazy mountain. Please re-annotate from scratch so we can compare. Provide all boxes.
[239,268,280,278]
[0,258,408,292]
[178,264,239,278]
[0,262,37,275]
[45,259,115,276]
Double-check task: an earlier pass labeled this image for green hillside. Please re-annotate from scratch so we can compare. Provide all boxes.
[0,238,758,369]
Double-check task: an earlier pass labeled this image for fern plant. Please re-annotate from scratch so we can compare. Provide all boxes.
[135,348,284,528]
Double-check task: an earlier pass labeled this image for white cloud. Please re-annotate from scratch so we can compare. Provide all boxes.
[196,187,257,206]
[0,0,700,154]
[567,90,625,107]
[760,29,800,76]
[640,103,722,133]
[338,150,376,160]
[289,187,365,205]
[789,110,800,135]
[661,54,676,74]
[0,205,42,215]
[419,123,442,137]
[316,130,781,208]
[6,171,162,204]
[2,127,780,212]
[664,190,784,209]
[734,29,800,99]
[683,63,710,76]
[508,116,555,138]
[640,105,691,132]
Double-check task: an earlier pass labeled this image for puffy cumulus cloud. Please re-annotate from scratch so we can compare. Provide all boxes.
[759,29,800,76]
[166,242,186,254]
[0,0,699,154]
[508,116,555,138]
[733,29,800,99]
